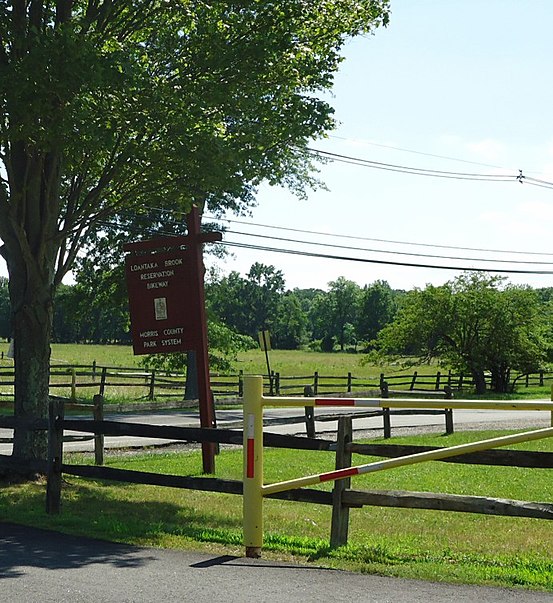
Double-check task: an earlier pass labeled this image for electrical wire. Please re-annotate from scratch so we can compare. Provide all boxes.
[99,217,553,275]
[205,214,553,258]
[306,147,516,182]
[328,135,509,170]
[225,229,553,265]
[220,240,553,275]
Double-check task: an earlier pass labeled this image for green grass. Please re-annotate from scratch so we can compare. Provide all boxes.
[2,429,553,590]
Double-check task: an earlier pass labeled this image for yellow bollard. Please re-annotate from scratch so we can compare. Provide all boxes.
[243,375,264,558]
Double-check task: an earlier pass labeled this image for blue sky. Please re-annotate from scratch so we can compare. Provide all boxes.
[210,0,553,292]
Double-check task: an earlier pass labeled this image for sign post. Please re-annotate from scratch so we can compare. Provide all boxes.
[124,206,221,473]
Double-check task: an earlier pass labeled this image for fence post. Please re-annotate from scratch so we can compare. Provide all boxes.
[313,371,319,396]
[303,385,316,438]
[148,369,156,401]
[330,416,353,548]
[99,367,107,397]
[551,384,553,427]
[275,372,280,396]
[46,398,64,514]
[435,371,441,391]
[347,372,352,393]
[93,394,105,466]
[540,370,544,387]
[380,381,391,438]
[444,386,454,434]
[92,360,97,381]
[243,375,264,558]
[238,370,244,397]
[70,368,77,402]
[269,370,275,396]
[410,371,418,391]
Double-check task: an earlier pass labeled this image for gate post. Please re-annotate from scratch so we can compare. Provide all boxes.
[330,416,353,548]
[243,375,264,558]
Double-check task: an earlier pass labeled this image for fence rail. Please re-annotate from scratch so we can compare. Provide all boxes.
[0,363,551,406]
[2,385,553,555]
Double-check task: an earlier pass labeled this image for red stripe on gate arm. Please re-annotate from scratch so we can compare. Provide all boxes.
[319,466,359,483]
[315,399,355,406]
[246,439,255,478]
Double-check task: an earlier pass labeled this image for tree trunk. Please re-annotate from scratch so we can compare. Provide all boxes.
[184,351,199,400]
[10,271,54,467]
[491,365,510,393]
[0,145,62,473]
[471,369,487,395]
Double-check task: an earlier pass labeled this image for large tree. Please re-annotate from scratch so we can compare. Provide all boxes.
[374,272,549,394]
[0,1,389,469]
[310,277,361,351]
[356,279,397,346]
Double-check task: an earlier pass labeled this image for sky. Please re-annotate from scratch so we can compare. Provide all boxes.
[206,0,553,292]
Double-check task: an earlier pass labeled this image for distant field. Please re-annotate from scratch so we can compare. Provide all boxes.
[0,343,411,379]
[0,343,548,401]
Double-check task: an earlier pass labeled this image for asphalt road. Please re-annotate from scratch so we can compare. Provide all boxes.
[2,522,552,603]
[2,406,551,454]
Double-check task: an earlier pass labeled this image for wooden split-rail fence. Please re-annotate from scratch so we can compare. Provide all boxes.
[1,387,553,552]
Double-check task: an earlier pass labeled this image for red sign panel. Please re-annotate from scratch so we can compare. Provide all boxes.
[125,249,198,355]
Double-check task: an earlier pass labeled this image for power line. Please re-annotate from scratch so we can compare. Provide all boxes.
[97,217,553,275]
[220,240,553,275]
[328,135,509,170]
[225,229,553,266]
[205,214,553,258]
[306,147,517,182]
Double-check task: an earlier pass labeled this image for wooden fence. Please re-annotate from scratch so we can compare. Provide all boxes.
[1,396,552,551]
[0,363,551,406]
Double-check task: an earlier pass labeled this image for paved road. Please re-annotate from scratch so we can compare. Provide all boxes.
[1,522,552,603]
[1,406,551,454]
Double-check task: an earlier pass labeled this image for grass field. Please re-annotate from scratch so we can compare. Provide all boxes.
[2,342,553,589]
[2,429,553,590]
[0,343,550,403]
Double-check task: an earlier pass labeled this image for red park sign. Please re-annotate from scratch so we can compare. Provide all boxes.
[125,248,199,355]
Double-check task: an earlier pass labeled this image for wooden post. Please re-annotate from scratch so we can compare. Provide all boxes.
[444,385,454,434]
[540,370,544,387]
[238,370,244,397]
[410,371,418,391]
[99,366,107,397]
[303,385,316,438]
[148,369,156,401]
[93,394,105,466]
[92,360,97,381]
[186,207,217,474]
[46,398,64,514]
[380,381,391,438]
[313,371,319,396]
[435,371,441,391]
[330,416,352,548]
[70,368,77,402]
[275,372,281,395]
[347,372,352,393]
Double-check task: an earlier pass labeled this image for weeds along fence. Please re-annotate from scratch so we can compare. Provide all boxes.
[0,364,551,406]
[1,385,553,553]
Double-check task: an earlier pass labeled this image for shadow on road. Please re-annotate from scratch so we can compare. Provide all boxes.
[0,522,157,579]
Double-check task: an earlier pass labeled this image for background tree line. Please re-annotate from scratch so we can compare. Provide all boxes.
[1,265,551,394]
[0,263,400,352]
